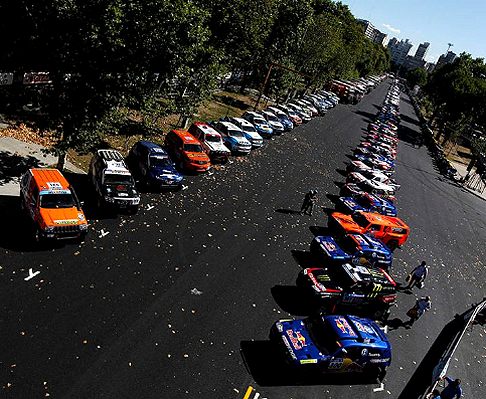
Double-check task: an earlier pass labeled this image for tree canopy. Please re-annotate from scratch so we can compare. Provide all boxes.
[0,0,390,167]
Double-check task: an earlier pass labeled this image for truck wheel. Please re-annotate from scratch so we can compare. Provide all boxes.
[387,240,398,251]
[367,366,386,382]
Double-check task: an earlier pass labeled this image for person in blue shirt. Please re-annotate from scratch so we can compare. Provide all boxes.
[440,377,462,399]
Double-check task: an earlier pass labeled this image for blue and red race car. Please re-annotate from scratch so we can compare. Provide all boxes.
[336,193,397,216]
[270,314,391,380]
[310,234,393,270]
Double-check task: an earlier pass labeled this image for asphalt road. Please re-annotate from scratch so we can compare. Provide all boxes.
[1,80,485,399]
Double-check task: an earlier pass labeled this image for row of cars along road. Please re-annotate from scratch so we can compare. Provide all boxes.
[18,75,386,243]
[267,80,409,382]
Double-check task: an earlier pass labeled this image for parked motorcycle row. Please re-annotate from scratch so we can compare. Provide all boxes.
[268,80,410,382]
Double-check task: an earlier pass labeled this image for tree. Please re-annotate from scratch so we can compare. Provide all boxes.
[407,68,428,88]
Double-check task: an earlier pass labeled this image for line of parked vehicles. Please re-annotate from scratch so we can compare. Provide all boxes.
[18,76,386,242]
[268,80,408,382]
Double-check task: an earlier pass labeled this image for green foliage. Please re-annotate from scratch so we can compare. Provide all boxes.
[407,68,428,88]
[1,0,391,165]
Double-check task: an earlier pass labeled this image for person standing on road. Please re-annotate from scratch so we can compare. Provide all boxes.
[405,261,429,289]
[440,377,462,399]
[404,296,431,328]
[301,190,317,216]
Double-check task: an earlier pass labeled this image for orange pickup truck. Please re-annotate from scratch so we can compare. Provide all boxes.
[329,211,409,250]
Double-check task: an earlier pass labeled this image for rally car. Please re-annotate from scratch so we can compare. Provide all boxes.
[353,154,394,173]
[270,314,391,379]
[339,182,397,202]
[310,234,393,270]
[297,263,397,320]
[336,193,397,216]
[346,171,400,192]
[329,211,410,250]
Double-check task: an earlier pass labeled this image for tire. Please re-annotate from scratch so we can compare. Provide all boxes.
[387,240,398,251]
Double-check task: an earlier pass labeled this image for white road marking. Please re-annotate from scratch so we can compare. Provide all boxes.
[373,383,385,392]
[383,325,388,334]
[99,229,109,238]
[182,185,188,191]
[253,393,260,399]
[146,205,155,211]
[24,268,40,281]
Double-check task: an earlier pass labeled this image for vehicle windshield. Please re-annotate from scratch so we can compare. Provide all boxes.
[305,318,335,355]
[266,113,279,122]
[206,134,221,143]
[183,144,204,152]
[241,125,256,133]
[150,156,172,167]
[228,129,244,138]
[352,213,370,228]
[103,173,134,185]
[40,193,76,209]
[253,118,267,125]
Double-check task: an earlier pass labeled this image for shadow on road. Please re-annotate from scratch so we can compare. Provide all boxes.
[275,208,301,215]
[309,225,332,237]
[354,110,375,123]
[271,285,315,316]
[240,340,378,387]
[0,150,42,186]
[290,249,315,268]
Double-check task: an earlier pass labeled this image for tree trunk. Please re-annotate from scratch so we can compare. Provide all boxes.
[57,151,66,171]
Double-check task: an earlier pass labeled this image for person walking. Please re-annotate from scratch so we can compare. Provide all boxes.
[405,261,429,289]
[301,190,317,216]
[440,376,462,399]
[404,296,431,328]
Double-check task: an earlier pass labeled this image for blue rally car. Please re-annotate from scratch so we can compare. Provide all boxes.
[270,314,391,379]
[127,141,183,189]
[336,193,397,216]
[310,234,393,270]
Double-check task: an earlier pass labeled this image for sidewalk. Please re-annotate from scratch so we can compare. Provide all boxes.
[450,160,486,201]
[0,136,85,196]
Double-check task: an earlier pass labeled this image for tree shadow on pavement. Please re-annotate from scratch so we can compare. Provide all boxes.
[271,285,316,316]
[240,340,378,387]
[0,150,42,186]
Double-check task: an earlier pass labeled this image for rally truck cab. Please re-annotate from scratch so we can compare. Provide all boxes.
[297,263,397,321]
[20,168,88,241]
[329,211,410,250]
[89,149,141,213]
[270,314,391,380]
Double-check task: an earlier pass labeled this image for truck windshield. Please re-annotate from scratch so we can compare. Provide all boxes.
[228,129,244,138]
[241,125,256,133]
[104,174,133,185]
[266,114,278,122]
[352,213,370,228]
[305,318,334,355]
[40,193,76,209]
[205,134,220,143]
[183,144,203,152]
[150,156,171,167]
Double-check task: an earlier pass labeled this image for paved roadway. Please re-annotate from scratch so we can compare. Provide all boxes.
[1,80,485,399]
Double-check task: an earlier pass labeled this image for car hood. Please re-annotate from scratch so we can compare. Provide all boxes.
[228,136,251,145]
[205,141,230,153]
[152,166,182,179]
[331,212,363,233]
[105,183,139,198]
[39,207,85,227]
[185,151,210,162]
[277,320,323,363]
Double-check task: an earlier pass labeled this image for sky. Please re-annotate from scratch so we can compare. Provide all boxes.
[340,0,486,63]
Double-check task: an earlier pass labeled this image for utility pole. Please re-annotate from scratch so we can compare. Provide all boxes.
[446,43,453,53]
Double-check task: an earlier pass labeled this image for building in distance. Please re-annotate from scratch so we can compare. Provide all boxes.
[357,19,388,46]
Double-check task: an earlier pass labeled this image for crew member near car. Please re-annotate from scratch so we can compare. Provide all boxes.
[405,261,429,289]
[301,190,318,216]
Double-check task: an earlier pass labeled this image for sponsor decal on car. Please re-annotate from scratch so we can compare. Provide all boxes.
[287,330,307,350]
